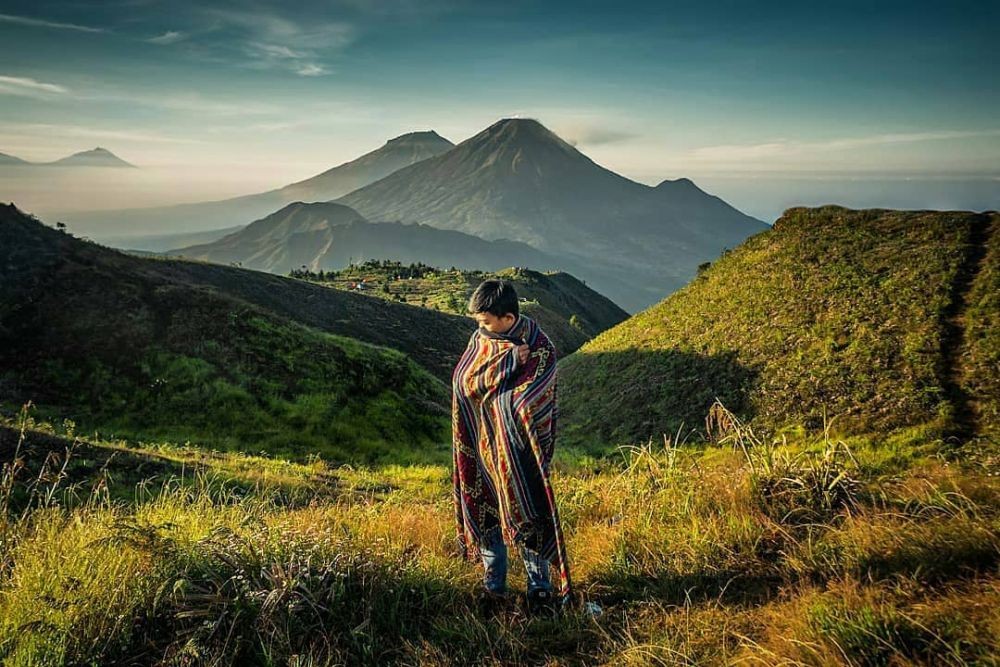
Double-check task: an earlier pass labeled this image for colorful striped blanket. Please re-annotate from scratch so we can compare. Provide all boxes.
[451,313,572,603]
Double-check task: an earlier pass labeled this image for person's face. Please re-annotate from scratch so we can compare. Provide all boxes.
[472,310,516,334]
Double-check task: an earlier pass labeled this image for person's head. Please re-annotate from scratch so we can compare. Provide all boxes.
[467,279,519,333]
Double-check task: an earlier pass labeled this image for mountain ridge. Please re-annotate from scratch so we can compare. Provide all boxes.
[166,200,565,276]
[53,131,456,241]
[0,146,135,168]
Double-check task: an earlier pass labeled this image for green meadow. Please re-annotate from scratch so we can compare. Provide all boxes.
[2,400,998,666]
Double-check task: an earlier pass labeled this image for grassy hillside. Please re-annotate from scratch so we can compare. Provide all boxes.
[290,261,629,355]
[559,206,999,450]
[963,213,1000,437]
[0,204,470,462]
[3,201,1000,665]
[2,402,997,665]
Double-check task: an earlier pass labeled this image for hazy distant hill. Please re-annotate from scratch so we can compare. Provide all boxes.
[292,262,630,355]
[0,146,135,168]
[110,224,248,253]
[0,204,476,460]
[49,147,136,168]
[336,118,769,311]
[559,206,999,449]
[167,201,563,273]
[50,120,763,311]
[56,131,454,243]
[0,151,30,166]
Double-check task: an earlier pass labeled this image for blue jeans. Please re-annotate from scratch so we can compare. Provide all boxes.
[481,531,553,593]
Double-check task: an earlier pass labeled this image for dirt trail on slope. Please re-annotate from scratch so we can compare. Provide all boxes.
[938,213,995,442]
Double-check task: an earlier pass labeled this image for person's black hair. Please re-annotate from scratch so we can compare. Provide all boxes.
[467,279,519,319]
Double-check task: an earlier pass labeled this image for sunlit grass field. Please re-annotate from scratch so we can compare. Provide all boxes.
[2,402,997,666]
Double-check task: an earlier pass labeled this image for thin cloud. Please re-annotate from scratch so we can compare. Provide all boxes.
[147,30,185,44]
[0,12,105,33]
[0,122,205,145]
[70,89,280,116]
[295,63,329,76]
[0,75,69,98]
[203,7,354,49]
[561,126,638,147]
[691,130,1000,161]
[199,7,352,76]
[246,42,307,59]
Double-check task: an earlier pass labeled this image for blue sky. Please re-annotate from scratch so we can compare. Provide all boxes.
[0,0,997,218]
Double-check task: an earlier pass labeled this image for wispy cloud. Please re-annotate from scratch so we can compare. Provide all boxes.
[561,125,637,147]
[246,42,307,59]
[0,73,281,116]
[141,92,279,116]
[690,130,1000,161]
[0,12,104,33]
[198,7,352,76]
[0,122,205,145]
[62,87,279,117]
[294,63,329,76]
[147,30,185,44]
[0,74,69,98]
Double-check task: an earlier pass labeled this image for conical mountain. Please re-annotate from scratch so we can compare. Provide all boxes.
[56,131,455,242]
[336,118,768,311]
[277,131,452,201]
[49,147,136,168]
[338,118,647,246]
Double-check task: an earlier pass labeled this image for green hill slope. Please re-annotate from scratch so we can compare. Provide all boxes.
[559,206,999,448]
[963,213,1000,436]
[290,262,629,355]
[0,204,473,461]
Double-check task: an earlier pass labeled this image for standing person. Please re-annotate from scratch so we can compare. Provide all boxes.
[451,278,572,614]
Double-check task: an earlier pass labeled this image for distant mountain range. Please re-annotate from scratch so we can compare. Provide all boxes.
[56,131,454,240]
[168,201,561,274]
[0,147,135,168]
[334,118,769,309]
[54,118,768,311]
[111,224,248,253]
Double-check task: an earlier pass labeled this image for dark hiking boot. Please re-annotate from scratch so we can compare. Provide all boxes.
[525,587,557,617]
[477,588,509,617]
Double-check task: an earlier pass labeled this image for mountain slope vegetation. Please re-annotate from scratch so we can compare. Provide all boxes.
[0,204,473,460]
[291,262,629,355]
[559,206,999,449]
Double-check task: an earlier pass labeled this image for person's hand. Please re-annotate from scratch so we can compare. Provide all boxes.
[516,343,530,366]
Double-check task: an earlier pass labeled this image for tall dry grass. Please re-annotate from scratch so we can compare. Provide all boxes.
[1,401,997,665]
